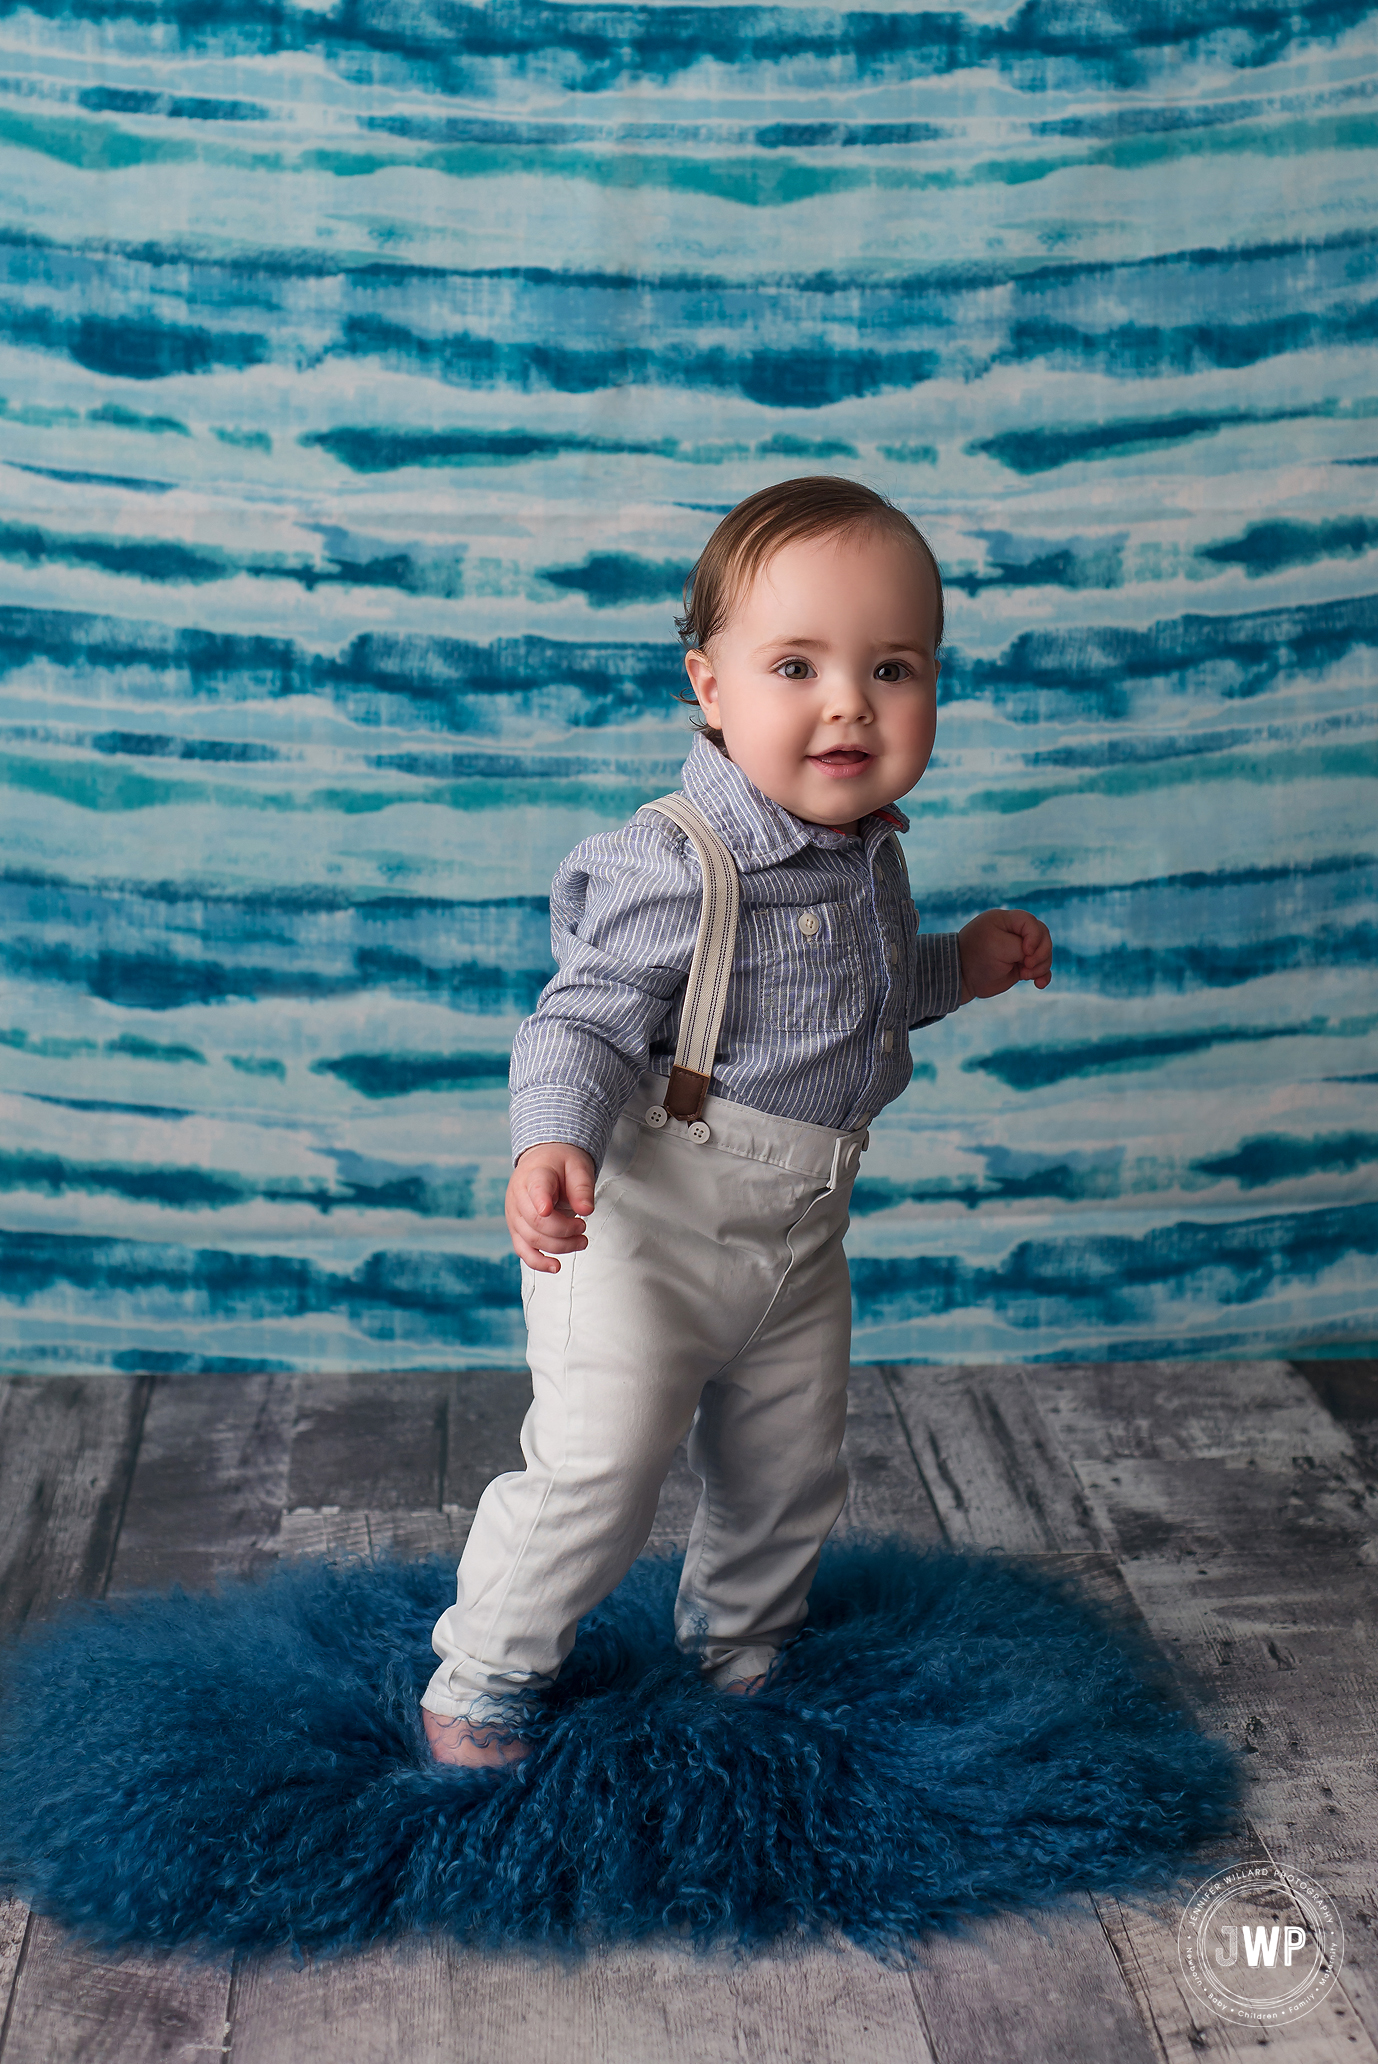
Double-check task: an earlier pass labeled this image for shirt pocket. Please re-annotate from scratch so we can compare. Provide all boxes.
[754,898,868,1036]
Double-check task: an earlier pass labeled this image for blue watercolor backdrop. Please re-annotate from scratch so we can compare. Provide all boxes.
[0,0,1375,1373]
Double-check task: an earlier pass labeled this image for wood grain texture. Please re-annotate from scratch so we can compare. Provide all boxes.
[231,1933,938,2064]
[0,1376,150,2062]
[1291,1360,1378,1479]
[879,1366,1105,1554]
[1099,1547,1377,1863]
[274,1507,471,1563]
[447,1936,936,2064]
[908,1901,1160,2064]
[838,1366,944,1541]
[1322,1872,1378,2061]
[1082,1546,1378,2056]
[1039,1359,1378,1870]
[1093,1877,1377,2064]
[0,1919,230,2064]
[287,1372,449,1514]
[0,1902,30,2051]
[1038,1358,1373,1564]
[108,1373,296,1595]
[0,1376,149,1635]
[1032,1358,1378,2050]
[859,1361,1378,2058]
[0,1375,253,2064]
[227,1940,451,2064]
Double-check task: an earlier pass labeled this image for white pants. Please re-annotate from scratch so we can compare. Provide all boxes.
[422,1073,867,1721]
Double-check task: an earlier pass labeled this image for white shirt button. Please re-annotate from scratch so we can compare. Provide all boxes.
[797,910,821,937]
[688,1120,711,1145]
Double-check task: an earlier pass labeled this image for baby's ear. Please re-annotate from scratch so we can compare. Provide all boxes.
[683,648,720,719]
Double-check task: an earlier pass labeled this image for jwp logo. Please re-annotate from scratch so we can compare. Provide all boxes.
[1214,1923,1309,1968]
[1179,1864,1344,2026]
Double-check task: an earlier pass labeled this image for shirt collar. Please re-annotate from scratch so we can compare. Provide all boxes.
[677,735,909,872]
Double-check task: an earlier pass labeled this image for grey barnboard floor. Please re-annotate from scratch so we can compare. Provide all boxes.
[1,1359,1376,2064]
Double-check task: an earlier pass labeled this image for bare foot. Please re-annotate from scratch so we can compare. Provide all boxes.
[423,1706,531,1769]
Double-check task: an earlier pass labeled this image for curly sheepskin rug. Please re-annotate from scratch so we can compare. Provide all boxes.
[0,1540,1241,1958]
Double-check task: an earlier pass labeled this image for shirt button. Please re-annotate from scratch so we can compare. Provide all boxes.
[886,941,898,967]
[881,1028,894,1052]
[797,910,821,937]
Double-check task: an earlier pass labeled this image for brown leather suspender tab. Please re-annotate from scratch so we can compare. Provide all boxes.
[664,1064,711,1121]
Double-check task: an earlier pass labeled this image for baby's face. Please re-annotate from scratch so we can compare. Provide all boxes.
[684,527,939,831]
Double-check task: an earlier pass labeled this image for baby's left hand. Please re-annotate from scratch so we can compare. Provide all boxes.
[957,909,1053,1004]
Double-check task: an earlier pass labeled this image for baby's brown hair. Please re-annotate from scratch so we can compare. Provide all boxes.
[676,476,943,747]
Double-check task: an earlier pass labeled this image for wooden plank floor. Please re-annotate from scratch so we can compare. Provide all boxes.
[1,1358,1375,2064]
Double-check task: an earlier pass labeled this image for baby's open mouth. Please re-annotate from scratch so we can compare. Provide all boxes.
[810,748,874,775]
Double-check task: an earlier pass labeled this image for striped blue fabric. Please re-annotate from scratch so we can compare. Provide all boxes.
[0,0,1375,1370]
[510,738,963,1165]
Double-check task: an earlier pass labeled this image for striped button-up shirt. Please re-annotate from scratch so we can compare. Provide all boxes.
[510,736,962,1167]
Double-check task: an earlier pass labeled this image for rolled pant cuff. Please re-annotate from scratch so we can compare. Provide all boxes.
[421,1667,548,1727]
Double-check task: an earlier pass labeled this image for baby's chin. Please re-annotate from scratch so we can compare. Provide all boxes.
[791,760,900,827]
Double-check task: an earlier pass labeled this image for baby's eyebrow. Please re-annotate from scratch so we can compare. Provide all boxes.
[752,635,927,658]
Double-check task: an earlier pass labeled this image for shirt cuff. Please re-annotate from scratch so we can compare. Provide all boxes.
[510,1084,619,1170]
[911,930,962,1027]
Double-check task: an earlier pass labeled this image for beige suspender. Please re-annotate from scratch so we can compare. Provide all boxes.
[641,795,741,1123]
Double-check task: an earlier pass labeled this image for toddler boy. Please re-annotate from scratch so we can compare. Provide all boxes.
[422,477,1053,1766]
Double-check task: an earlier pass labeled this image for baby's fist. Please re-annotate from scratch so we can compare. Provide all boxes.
[957,909,1053,1003]
[506,1142,597,1273]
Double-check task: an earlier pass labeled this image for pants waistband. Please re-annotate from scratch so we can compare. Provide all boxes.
[625,1071,869,1190]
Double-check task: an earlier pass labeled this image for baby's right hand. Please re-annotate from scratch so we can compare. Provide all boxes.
[506,1143,597,1273]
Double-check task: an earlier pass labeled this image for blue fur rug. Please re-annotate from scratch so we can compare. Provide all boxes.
[0,1541,1241,1957]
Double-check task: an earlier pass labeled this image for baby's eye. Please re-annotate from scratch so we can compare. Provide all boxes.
[776,658,814,680]
[873,661,911,683]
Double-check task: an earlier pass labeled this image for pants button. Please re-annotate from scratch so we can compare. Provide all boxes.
[645,1105,668,1128]
[688,1120,711,1144]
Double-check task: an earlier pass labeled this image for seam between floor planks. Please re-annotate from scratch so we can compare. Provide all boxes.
[0,1907,32,2059]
